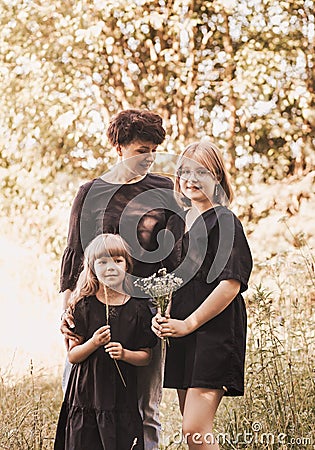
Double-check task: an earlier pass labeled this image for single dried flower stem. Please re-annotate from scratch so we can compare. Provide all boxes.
[104,286,109,326]
[104,285,127,388]
[114,360,127,388]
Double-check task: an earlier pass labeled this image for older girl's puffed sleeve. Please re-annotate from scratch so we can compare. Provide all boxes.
[60,182,94,292]
[215,212,253,293]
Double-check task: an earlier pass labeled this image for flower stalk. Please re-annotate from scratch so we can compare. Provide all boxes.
[104,286,127,388]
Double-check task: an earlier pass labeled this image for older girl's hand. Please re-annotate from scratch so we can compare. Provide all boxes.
[158,318,191,338]
[92,325,111,347]
[104,342,124,360]
[151,312,169,337]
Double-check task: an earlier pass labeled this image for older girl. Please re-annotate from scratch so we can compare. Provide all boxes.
[152,137,252,449]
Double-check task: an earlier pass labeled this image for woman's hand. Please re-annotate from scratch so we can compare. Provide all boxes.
[156,317,191,338]
[60,309,81,343]
[91,325,111,347]
[104,342,124,360]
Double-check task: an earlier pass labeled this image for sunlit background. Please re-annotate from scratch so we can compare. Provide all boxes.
[0,1,314,447]
[1,0,315,377]
[0,234,65,378]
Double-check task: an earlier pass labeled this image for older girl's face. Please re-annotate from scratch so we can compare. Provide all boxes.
[118,140,158,176]
[94,255,127,290]
[178,158,217,206]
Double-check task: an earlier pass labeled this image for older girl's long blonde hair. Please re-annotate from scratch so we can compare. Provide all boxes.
[70,233,133,308]
[174,136,233,207]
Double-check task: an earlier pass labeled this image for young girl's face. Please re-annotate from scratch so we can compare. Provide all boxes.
[94,255,127,290]
[178,158,217,206]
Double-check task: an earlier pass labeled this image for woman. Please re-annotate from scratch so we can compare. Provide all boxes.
[152,137,253,449]
[60,109,179,450]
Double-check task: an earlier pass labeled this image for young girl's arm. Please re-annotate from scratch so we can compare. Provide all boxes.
[156,279,240,338]
[68,325,111,364]
[105,342,151,366]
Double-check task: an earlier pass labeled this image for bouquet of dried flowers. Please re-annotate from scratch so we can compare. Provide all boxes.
[134,268,183,348]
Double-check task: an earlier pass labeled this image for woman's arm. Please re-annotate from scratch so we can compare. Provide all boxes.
[60,182,94,293]
[59,291,82,346]
[68,325,111,364]
[105,342,152,366]
[156,279,241,338]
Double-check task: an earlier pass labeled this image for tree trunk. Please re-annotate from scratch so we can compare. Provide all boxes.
[222,11,236,172]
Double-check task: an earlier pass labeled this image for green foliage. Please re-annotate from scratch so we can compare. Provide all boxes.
[0,0,314,263]
[1,0,314,173]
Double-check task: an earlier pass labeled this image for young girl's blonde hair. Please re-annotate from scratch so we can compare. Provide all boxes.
[174,136,233,207]
[70,233,133,308]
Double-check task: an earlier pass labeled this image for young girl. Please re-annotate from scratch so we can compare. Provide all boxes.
[55,233,157,450]
[152,137,253,449]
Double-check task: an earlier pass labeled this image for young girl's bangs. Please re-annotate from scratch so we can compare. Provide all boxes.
[92,236,127,259]
[87,234,133,273]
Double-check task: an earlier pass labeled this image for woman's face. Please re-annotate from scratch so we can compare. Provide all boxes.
[94,255,127,290]
[118,140,158,176]
[178,158,217,206]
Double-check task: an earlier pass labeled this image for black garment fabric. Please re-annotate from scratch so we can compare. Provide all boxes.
[163,206,253,396]
[60,174,178,291]
[54,296,157,450]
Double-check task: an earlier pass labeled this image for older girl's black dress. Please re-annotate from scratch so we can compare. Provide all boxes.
[54,296,157,450]
[164,206,253,396]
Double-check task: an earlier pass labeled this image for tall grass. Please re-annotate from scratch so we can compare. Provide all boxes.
[217,284,314,449]
[0,362,62,450]
[214,219,315,450]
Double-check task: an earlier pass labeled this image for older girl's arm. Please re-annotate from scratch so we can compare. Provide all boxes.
[157,279,241,338]
[185,279,240,333]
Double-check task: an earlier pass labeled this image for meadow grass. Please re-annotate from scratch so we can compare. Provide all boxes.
[0,363,62,450]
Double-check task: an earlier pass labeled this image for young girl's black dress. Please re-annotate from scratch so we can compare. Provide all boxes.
[164,206,253,396]
[54,296,157,450]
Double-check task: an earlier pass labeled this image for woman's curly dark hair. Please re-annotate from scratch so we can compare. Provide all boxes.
[106,109,166,147]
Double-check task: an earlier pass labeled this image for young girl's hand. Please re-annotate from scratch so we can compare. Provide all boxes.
[104,342,124,360]
[92,325,111,347]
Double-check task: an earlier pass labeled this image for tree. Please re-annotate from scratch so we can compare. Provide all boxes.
[1,0,314,256]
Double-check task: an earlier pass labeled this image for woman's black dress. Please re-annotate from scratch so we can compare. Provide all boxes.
[54,296,157,450]
[60,174,178,292]
[164,206,253,396]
